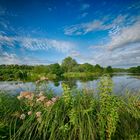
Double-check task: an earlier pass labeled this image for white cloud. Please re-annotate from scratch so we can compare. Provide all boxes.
[64,15,137,36]
[0,52,20,64]
[108,21,140,50]
[0,35,75,53]
[0,51,57,65]
[86,19,140,67]
[0,35,15,47]
[64,20,107,35]
[76,43,140,67]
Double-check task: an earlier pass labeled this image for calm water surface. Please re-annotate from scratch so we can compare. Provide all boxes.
[0,73,140,95]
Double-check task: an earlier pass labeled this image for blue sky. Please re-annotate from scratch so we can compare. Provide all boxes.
[0,0,140,67]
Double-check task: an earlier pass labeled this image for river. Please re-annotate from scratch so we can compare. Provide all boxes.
[0,73,140,95]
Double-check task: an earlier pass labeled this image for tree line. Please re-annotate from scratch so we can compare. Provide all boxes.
[0,57,139,81]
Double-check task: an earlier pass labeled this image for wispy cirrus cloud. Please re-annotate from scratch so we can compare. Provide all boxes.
[88,18,140,50]
[20,37,74,53]
[108,21,140,50]
[64,20,105,35]
[0,51,56,65]
[64,14,136,36]
[0,35,75,53]
[87,19,140,67]
[0,52,20,64]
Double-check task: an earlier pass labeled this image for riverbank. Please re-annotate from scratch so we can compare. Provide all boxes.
[63,72,102,78]
[0,76,140,140]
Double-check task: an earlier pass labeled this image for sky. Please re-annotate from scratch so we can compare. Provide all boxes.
[0,0,140,67]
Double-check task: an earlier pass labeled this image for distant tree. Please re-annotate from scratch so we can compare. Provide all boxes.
[16,70,27,80]
[76,63,94,72]
[94,64,104,73]
[49,63,63,76]
[129,66,140,73]
[105,66,113,73]
[33,65,49,74]
[61,57,78,72]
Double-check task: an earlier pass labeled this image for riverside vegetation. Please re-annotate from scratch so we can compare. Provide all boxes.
[0,76,140,140]
[0,57,139,81]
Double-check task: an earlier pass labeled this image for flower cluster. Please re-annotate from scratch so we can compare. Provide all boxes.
[17,91,34,100]
[17,91,59,122]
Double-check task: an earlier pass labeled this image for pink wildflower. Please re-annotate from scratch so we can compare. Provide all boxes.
[45,100,54,107]
[36,95,46,102]
[36,112,41,118]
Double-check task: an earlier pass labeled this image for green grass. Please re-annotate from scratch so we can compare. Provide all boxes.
[0,76,140,140]
[63,72,102,78]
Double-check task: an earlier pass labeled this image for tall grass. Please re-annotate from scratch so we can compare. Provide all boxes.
[0,76,140,140]
[63,72,101,78]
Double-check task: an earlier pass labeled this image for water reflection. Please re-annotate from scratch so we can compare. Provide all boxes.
[0,73,140,95]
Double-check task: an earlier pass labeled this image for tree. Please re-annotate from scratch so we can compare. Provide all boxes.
[16,70,27,80]
[129,66,140,73]
[49,63,63,76]
[33,65,49,74]
[75,63,94,72]
[105,66,113,73]
[94,64,104,73]
[61,57,78,72]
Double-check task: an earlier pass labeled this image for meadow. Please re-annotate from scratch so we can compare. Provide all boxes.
[0,76,140,140]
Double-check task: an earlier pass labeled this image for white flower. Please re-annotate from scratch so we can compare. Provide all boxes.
[36,112,41,118]
[25,94,34,100]
[20,91,34,100]
[36,96,46,102]
[17,95,22,100]
[28,111,32,115]
[51,97,58,102]
[20,114,26,120]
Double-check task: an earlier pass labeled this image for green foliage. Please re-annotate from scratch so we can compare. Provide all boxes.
[48,63,63,76]
[0,92,21,139]
[61,57,78,72]
[63,72,101,78]
[97,76,120,140]
[104,66,113,73]
[95,64,104,73]
[0,57,131,81]
[129,66,140,73]
[73,63,94,72]
[0,76,140,139]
